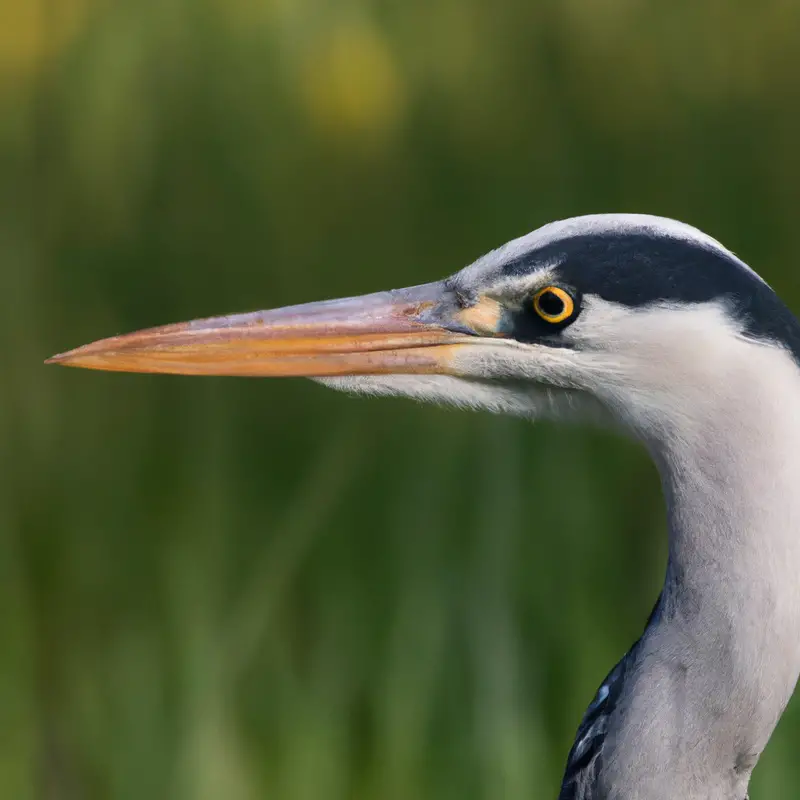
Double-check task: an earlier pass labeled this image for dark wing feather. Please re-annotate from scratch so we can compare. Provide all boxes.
[557,652,630,800]
[558,595,663,800]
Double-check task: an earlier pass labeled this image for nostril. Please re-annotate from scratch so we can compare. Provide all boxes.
[400,301,434,317]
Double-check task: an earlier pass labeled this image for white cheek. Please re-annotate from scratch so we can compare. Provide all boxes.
[562,298,798,441]
[315,373,612,426]
[314,375,538,416]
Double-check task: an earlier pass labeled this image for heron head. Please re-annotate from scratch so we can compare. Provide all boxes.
[47,214,799,442]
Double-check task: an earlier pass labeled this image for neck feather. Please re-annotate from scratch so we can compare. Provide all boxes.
[600,337,800,799]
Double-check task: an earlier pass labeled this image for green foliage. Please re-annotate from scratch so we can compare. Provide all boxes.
[4,0,800,796]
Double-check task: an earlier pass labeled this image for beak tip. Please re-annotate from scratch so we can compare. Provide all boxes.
[45,347,91,367]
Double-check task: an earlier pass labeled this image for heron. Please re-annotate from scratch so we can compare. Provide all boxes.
[47,214,800,799]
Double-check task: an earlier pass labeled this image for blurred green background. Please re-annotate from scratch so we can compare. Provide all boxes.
[4,0,800,797]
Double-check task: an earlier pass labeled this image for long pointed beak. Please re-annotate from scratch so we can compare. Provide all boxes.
[45,282,500,378]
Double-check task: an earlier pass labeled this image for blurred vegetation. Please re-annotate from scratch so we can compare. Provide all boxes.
[4,0,800,797]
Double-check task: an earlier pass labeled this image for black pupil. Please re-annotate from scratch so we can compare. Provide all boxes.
[538,290,565,317]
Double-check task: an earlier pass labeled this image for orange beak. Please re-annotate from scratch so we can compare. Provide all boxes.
[45,282,492,378]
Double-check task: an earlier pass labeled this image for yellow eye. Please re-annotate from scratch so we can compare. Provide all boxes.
[532,286,575,324]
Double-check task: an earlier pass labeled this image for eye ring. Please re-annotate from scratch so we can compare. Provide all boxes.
[532,286,575,324]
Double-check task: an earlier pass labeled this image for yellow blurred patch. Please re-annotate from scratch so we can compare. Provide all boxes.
[0,0,98,83]
[300,20,407,141]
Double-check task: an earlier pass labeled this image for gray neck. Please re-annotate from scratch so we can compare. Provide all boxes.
[601,342,800,799]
